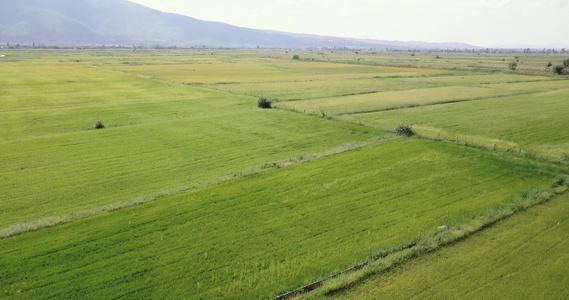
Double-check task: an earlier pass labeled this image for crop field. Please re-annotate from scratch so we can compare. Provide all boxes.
[320,192,569,300]
[1,49,568,299]
[0,53,387,227]
[342,89,569,159]
[0,139,560,298]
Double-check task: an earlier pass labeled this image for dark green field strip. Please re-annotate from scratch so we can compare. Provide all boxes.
[0,109,382,227]
[0,139,556,299]
[346,88,569,158]
[325,193,569,300]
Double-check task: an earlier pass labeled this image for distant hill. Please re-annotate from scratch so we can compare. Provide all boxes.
[0,0,480,49]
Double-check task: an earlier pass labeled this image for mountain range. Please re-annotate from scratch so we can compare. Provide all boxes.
[0,0,479,50]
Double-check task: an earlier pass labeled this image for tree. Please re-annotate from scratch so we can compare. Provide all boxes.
[553,58,569,75]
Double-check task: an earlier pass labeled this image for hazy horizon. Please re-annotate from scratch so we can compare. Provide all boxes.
[128,0,569,49]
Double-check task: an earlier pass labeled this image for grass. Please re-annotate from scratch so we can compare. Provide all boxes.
[207,73,553,103]
[316,188,569,300]
[0,53,387,228]
[276,86,515,115]
[285,51,567,76]
[0,138,560,299]
[0,109,382,228]
[343,88,569,159]
[1,49,568,299]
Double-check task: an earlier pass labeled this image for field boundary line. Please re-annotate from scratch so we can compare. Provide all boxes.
[272,242,417,300]
[0,135,395,240]
[272,177,568,300]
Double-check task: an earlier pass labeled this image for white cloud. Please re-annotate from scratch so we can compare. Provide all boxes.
[528,2,543,7]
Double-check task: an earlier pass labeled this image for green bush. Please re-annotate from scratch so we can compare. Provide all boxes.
[393,123,415,137]
[553,58,569,75]
[292,55,300,60]
[94,119,105,129]
[257,97,272,109]
[553,65,565,75]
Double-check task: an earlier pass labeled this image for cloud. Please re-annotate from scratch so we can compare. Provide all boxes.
[528,2,544,8]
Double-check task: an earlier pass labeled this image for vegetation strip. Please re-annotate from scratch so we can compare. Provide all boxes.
[283,177,568,299]
[0,136,391,240]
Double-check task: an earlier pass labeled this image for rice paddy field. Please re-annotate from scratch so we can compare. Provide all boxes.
[1,49,568,299]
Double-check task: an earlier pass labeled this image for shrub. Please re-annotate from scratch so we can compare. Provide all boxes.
[393,123,415,137]
[508,61,517,71]
[553,65,565,75]
[94,119,105,129]
[257,96,272,109]
[547,62,552,67]
[292,54,300,60]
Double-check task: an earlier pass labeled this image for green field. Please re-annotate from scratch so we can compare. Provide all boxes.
[1,49,568,299]
[0,139,560,299]
[0,55,385,227]
[342,89,569,159]
[321,192,569,300]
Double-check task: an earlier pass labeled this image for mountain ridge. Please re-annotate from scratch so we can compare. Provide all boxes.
[0,0,481,49]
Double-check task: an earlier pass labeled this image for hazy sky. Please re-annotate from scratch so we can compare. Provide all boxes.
[128,0,568,48]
